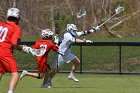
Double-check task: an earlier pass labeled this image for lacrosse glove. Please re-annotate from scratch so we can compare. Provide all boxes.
[53,34,59,44]
[83,39,93,43]
[92,26,100,32]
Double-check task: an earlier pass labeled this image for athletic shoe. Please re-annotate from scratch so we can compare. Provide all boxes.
[41,77,52,88]
[68,74,79,82]
[41,83,52,88]
[19,70,27,80]
[41,84,48,88]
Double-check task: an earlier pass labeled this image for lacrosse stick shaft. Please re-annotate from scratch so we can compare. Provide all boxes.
[98,13,117,28]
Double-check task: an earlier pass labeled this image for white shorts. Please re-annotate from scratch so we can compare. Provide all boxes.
[55,52,76,67]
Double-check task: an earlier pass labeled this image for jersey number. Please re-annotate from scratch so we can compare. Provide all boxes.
[40,44,47,50]
[0,26,8,42]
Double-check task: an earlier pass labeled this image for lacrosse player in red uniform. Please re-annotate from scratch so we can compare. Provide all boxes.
[0,7,23,93]
[19,29,58,88]
[0,8,47,93]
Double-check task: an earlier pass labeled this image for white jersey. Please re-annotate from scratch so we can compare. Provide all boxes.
[58,32,76,55]
[58,31,84,55]
[55,31,84,67]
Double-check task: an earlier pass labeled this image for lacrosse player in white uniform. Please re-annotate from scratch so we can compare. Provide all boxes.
[44,24,99,88]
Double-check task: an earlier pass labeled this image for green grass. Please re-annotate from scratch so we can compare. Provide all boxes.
[1,73,140,93]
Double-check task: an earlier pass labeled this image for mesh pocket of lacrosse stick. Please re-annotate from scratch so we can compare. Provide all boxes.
[31,47,46,56]
[77,8,86,18]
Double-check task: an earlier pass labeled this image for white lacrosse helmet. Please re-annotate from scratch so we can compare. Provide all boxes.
[41,29,54,38]
[7,8,20,18]
[67,24,78,31]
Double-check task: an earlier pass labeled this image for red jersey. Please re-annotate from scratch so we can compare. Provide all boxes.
[32,38,58,63]
[0,21,21,53]
[0,21,21,74]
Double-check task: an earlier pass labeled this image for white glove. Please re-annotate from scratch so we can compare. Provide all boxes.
[85,40,92,43]
[83,39,93,43]
[53,35,59,44]
[92,26,100,32]
[22,45,32,53]
[95,26,100,31]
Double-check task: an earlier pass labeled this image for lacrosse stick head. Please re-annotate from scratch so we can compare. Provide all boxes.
[77,8,86,18]
[31,47,46,56]
[115,5,124,14]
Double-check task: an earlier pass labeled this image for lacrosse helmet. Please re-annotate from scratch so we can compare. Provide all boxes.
[41,29,54,38]
[67,24,78,36]
[7,8,20,18]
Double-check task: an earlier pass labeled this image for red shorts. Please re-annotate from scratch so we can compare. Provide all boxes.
[0,52,18,74]
[36,59,48,73]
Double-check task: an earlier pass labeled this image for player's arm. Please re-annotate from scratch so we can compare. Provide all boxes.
[76,29,94,37]
[11,27,23,50]
[75,38,92,43]
[13,38,23,51]
[76,26,100,37]
[51,43,58,52]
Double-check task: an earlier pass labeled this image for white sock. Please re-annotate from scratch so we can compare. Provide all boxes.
[70,72,74,76]
[8,91,14,93]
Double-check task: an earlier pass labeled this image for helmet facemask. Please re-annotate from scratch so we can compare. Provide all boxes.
[41,29,54,39]
[67,24,78,36]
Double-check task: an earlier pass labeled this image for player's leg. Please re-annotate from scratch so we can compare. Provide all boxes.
[0,65,2,80]
[68,57,80,82]
[0,60,3,80]
[8,72,19,93]
[71,57,80,73]
[19,71,45,80]
[49,54,64,78]
[41,69,52,88]
[41,62,52,86]
[0,73,2,80]
[42,54,64,88]
[1,54,19,93]
[41,67,59,88]
[20,61,47,80]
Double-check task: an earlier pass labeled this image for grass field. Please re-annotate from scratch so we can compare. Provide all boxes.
[1,73,140,93]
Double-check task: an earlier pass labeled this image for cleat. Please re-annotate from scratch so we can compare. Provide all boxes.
[47,86,52,88]
[19,70,27,80]
[47,80,52,88]
[41,84,52,88]
[41,76,52,88]
[68,75,79,82]
[41,84,48,88]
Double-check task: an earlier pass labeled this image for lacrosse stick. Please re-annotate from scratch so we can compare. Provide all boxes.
[98,5,124,28]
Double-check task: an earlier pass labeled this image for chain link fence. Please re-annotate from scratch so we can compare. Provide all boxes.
[15,42,140,74]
